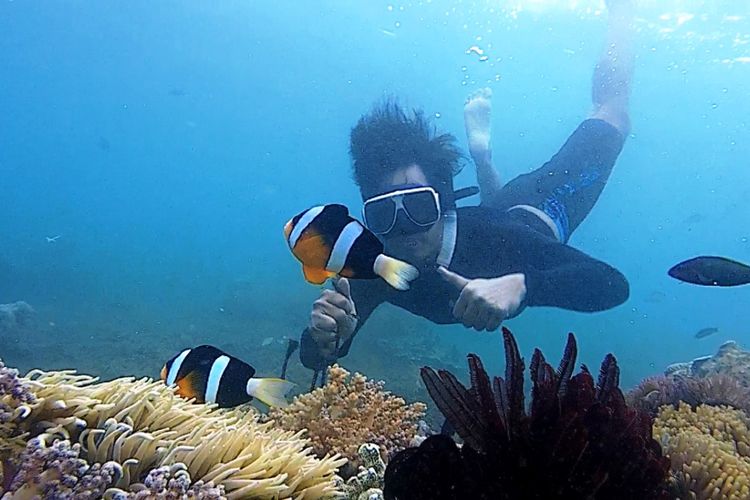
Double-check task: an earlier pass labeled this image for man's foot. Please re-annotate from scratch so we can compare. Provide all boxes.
[464,87,492,161]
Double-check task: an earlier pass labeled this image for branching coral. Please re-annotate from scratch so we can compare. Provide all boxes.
[108,463,226,499]
[384,327,670,500]
[3,436,225,499]
[655,402,750,499]
[0,360,37,468]
[269,365,426,471]
[0,364,346,499]
[627,374,750,417]
[337,443,386,500]
[5,436,123,499]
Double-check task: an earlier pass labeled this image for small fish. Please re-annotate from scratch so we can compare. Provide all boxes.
[644,290,667,304]
[46,235,61,243]
[668,256,750,286]
[695,327,719,339]
[161,345,294,408]
[284,204,418,290]
[168,87,185,97]
[683,213,703,225]
[97,136,111,151]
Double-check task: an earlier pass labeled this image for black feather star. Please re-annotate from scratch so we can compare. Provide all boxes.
[384,327,670,500]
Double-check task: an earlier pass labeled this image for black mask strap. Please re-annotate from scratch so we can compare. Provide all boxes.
[454,186,479,201]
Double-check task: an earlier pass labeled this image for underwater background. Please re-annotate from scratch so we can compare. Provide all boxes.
[1,0,749,412]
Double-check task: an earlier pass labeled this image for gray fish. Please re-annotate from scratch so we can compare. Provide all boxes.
[668,256,750,287]
[695,327,719,339]
[683,213,703,225]
[97,136,111,151]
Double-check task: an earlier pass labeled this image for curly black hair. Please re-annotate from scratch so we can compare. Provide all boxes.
[350,100,464,210]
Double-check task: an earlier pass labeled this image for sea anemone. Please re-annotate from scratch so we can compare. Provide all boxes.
[627,374,750,417]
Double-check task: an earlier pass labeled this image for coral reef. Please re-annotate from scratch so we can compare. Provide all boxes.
[384,327,670,500]
[3,436,226,499]
[0,302,34,334]
[655,402,750,499]
[269,365,426,472]
[627,373,750,416]
[4,436,122,499]
[666,341,750,387]
[0,362,346,499]
[108,463,226,499]
[337,443,385,500]
[0,360,37,460]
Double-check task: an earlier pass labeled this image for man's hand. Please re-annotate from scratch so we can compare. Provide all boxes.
[308,278,358,360]
[438,266,526,331]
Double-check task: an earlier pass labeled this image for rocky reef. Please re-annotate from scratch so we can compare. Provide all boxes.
[627,339,750,499]
[666,341,750,387]
[0,302,34,335]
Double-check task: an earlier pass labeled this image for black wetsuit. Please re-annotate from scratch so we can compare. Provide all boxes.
[300,118,628,371]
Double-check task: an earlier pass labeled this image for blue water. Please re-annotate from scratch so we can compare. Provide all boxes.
[1,0,749,405]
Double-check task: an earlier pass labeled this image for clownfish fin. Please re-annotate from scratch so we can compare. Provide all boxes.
[246,378,296,408]
[303,265,335,285]
[373,254,419,290]
[175,371,204,403]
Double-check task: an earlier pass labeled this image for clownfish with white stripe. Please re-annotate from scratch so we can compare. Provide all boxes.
[284,204,419,290]
[160,345,295,408]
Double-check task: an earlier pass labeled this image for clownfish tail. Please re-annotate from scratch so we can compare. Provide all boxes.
[373,254,419,290]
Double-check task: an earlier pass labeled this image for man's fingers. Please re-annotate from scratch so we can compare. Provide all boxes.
[452,290,469,320]
[437,266,470,291]
[332,278,356,315]
[320,290,354,315]
[486,312,504,332]
[310,311,337,333]
[333,277,352,300]
[316,301,350,325]
[464,301,483,330]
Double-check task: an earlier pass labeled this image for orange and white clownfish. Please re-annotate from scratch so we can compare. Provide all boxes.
[160,345,294,408]
[284,204,419,290]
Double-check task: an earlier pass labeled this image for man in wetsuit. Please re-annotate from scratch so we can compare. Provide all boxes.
[300,0,635,372]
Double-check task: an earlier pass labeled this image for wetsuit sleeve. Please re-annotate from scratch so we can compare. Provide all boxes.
[298,280,385,370]
[519,232,629,311]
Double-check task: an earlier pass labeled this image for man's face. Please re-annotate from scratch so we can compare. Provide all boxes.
[368,164,444,269]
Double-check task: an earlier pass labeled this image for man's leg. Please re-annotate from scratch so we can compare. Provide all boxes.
[590,0,635,135]
[464,88,503,206]
[489,0,636,242]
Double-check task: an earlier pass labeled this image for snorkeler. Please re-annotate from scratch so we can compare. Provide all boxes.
[299,0,636,373]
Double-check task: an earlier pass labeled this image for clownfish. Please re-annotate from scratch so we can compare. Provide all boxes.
[160,345,294,408]
[284,204,418,290]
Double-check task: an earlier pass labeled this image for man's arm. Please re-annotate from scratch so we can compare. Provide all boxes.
[518,229,629,312]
